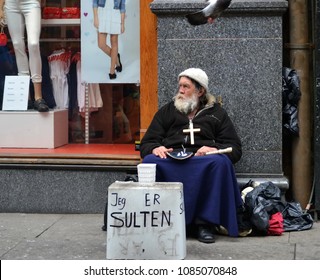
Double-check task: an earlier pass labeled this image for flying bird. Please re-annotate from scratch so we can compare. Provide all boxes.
[186,0,232,26]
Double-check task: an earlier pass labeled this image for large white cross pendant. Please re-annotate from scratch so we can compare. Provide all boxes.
[183,119,201,145]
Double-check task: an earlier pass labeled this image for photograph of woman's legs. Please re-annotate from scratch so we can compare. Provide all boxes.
[84,0,138,84]
[93,0,124,80]
[96,32,122,79]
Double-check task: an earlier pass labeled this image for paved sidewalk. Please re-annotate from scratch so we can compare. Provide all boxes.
[0,213,319,260]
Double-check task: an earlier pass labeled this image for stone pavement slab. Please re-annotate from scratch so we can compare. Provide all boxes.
[0,213,319,260]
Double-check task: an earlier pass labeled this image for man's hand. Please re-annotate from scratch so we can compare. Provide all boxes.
[152,146,173,159]
[195,146,218,156]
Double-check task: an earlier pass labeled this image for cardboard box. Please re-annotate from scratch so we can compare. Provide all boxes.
[106,181,186,260]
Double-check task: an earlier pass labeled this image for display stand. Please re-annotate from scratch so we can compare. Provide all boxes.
[85,83,89,144]
[0,109,68,148]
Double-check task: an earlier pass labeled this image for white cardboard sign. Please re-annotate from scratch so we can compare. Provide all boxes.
[2,76,30,111]
[106,181,186,260]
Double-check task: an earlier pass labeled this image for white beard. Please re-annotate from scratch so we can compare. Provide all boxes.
[174,93,199,115]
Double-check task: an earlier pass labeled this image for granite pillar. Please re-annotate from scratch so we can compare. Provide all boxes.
[150,0,289,190]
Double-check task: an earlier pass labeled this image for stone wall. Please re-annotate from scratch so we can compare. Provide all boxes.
[150,0,289,188]
[0,167,130,213]
[0,0,291,214]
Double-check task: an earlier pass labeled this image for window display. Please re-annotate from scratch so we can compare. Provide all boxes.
[0,0,140,148]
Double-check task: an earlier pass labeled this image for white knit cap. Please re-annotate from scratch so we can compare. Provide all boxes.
[178,68,209,92]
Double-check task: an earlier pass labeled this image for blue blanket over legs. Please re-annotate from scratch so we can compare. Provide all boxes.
[143,154,242,237]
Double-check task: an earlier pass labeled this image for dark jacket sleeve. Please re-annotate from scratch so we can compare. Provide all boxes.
[140,103,242,163]
[140,106,169,158]
[212,107,242,164]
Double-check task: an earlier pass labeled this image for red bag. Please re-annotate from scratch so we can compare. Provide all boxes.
[267,212,284,236]
[61,7,80,19]
[0,26,8,46]
[42,7,62,19]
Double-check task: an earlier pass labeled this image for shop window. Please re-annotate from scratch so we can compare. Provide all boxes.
[69,84,140,144]
[0,0,145,162]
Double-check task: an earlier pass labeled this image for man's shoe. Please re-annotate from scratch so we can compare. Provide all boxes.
[197,225,216,243]
[34,98,49,112]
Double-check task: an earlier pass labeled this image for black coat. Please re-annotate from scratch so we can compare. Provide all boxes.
[140,99,242,164]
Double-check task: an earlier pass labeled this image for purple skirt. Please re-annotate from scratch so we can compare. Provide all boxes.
[143,154,242,237]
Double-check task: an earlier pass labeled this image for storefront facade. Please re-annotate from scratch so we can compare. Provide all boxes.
[0,0,319,214]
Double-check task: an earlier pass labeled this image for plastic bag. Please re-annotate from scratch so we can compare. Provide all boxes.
[282,67,301,136]
[244,181,313,234]
[245,181,282,234]
[281,202,313,231]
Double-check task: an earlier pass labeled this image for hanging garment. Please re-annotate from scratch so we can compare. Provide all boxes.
[75,57,103,113]
[0,45,16,109]
[48,49,71,109]
[67,59,78,119]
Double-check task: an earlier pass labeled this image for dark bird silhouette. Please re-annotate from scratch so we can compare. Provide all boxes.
[186,0,232,26]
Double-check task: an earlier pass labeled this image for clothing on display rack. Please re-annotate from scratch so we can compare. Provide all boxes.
[72,52,103,114]
[47,49,102,113]
[48,48,72,109]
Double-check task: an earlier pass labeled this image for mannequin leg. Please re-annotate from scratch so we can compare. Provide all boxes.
[5,1,48,111]
[5,6,30,76]
[24,5,48,111]
[33,82,42,100]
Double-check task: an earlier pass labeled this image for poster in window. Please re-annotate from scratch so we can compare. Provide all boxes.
[81,0,140,84]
